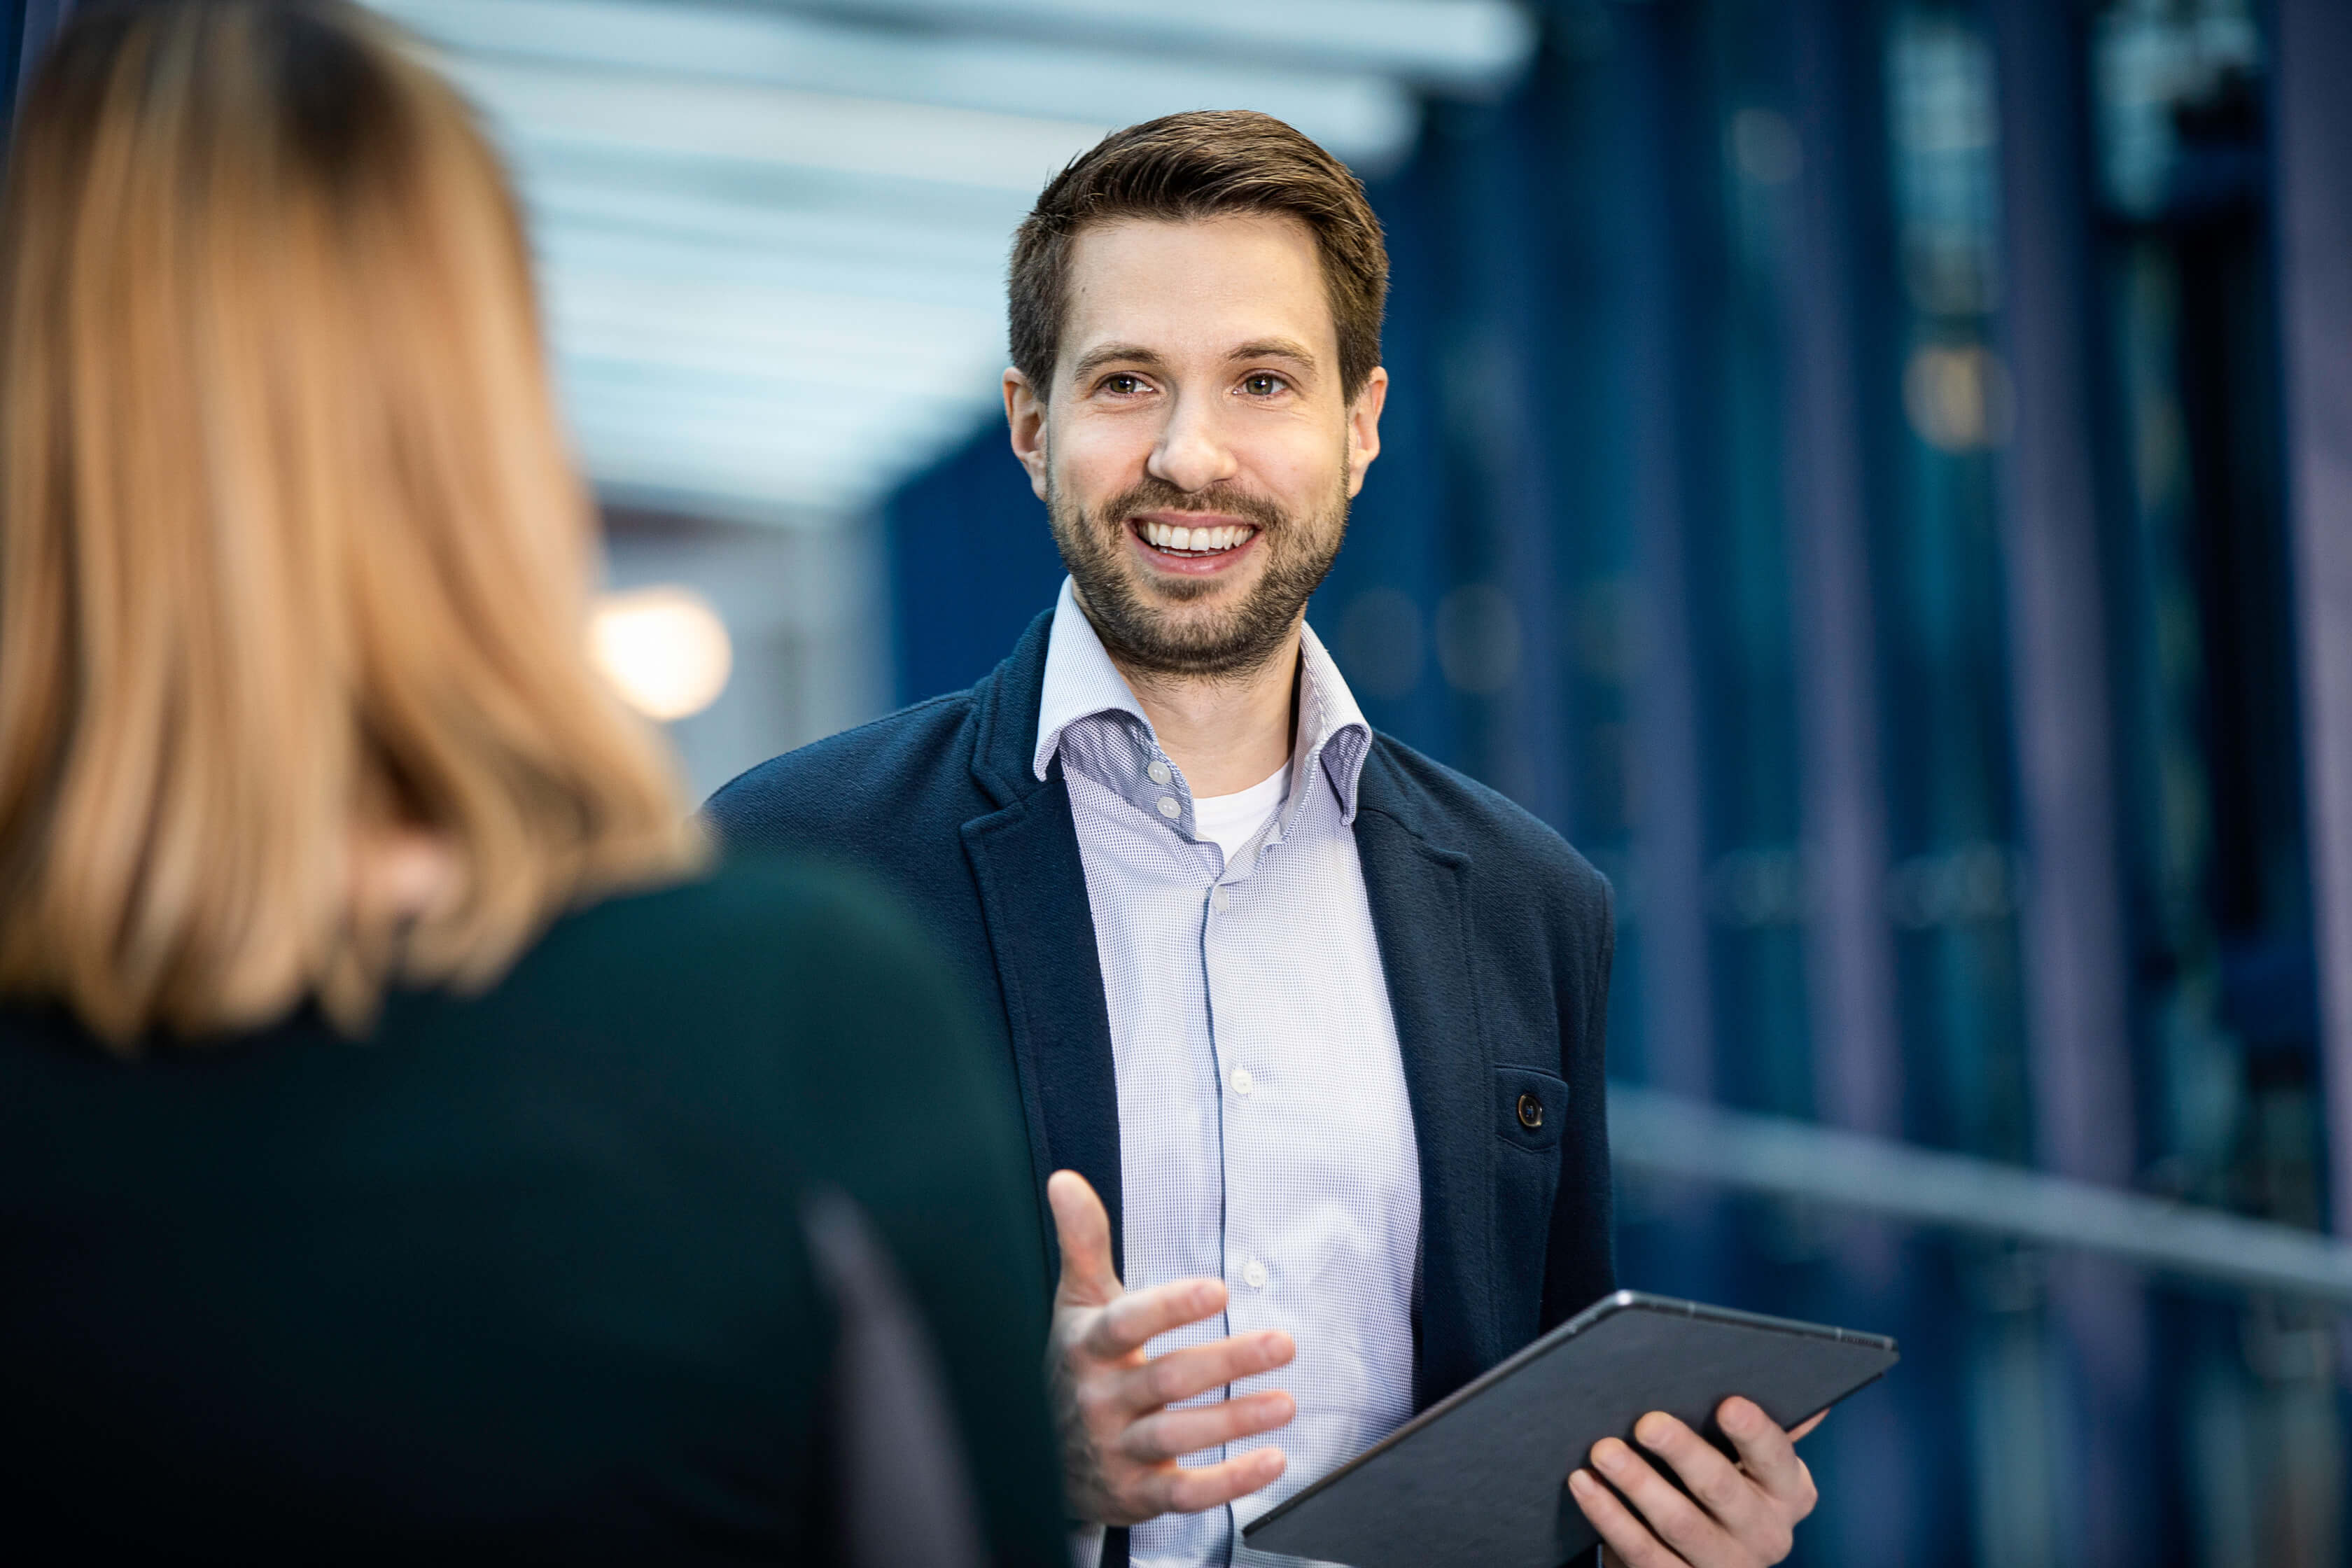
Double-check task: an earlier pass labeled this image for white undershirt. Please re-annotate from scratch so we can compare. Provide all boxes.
[1189,760,1290,871]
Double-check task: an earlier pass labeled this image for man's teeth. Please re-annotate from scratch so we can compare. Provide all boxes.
[1140,520,1255,554]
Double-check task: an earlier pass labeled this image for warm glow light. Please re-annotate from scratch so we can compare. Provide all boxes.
[589,584,732,722]
[1903,344,2013,453]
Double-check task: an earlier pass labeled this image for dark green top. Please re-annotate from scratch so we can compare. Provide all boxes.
[0,859,1065,1564]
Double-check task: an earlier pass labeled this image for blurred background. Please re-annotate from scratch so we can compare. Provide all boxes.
[10,0,2352,1562]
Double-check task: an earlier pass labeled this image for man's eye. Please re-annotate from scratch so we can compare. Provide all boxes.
[1102,374,1147,396]
[1242,373,1287,396]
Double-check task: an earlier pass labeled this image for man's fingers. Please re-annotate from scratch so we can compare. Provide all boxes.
[1716,1398,1819,1514]
[1111,1331,1296,1413]
[1567,1469,1677,1568]
[1082,1277,1231,1362]
[1588,1436,1734,1565]
[1787,1410,1827,1444]
[1121,1391,1295,1464]
[1048,1171,1121,1306]
[1140,1445,1287,1517]
[1632,1412,1774,1548]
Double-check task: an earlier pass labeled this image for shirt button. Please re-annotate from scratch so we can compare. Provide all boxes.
[1242,1259,1268,1290]
[1156,795,1181,819]
[1211,886,1231,912]
[1229,1065,1254,1097]
[1148,760,1172,785]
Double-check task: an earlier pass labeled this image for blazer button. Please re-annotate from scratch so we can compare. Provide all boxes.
[1516,1091,1544,1130]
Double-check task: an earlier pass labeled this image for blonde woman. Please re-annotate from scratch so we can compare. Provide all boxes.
[0,3,1060,1561]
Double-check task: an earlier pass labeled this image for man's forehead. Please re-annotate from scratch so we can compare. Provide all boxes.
[1060,214,1336,367]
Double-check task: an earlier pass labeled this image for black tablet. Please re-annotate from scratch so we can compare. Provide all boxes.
[1240,1290,1897,1568]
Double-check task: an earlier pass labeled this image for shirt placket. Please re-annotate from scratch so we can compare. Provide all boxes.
[1125,731,1274,1564]
[1192,762,1324,1567]
[1120,715,1351,1567]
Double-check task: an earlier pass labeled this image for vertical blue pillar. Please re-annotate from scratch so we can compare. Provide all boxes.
[2273,0,2352,1250]
[0,3,24,128]
[1778,11,1919,1558]
[1452,104,1567,830]
[1611,0,1714,1104]
[1783,0,1903,1157]
[1987,1,2147,1562]
[1986,0,2137,1223]
[1,1,75,127]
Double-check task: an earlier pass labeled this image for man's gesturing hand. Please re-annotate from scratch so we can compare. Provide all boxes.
[1569,1399,1823,1568]
[1044,1170,1296,1527]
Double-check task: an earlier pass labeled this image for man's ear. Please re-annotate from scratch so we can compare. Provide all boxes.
[1004,368,1050,501]
[1345,366,1388,498]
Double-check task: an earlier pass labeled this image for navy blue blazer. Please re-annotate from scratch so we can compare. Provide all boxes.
[706,610,1617,1416]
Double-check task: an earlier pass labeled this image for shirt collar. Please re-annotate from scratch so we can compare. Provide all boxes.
[1032,575,1373,824]
[1032,577,1152,782]
[1289,615,1373,825]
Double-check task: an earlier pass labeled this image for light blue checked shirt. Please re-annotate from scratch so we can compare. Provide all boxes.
[1035,580,1422,1568]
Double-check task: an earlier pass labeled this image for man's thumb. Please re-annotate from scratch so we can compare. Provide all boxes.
[1047,1170,1119,1304]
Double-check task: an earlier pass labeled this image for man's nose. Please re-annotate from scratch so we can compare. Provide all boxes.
[1147,394,1238,493]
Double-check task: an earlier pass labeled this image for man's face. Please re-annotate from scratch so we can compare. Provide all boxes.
[1004,214,1387,679]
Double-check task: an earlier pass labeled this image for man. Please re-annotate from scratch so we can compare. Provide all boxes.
[708,112,1821,1568]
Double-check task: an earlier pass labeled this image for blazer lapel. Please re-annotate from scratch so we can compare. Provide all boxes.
[1353,748,1500,1410]
[960,615,1126,1281]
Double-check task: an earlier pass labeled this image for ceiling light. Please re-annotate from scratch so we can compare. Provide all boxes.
[589,584,734,720]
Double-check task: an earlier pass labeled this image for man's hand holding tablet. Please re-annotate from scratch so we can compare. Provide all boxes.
[1573,1398,1826,1568]
[1242,1292,1893,1567]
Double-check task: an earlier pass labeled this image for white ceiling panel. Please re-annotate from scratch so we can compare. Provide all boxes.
[524,178,1019,278]
[445,54,1110,192]
[536,221,1005,316]
[564,361,995,514]
[771,0,1537,91]
[360,0,1531,526]
[375,0,1420,169]
[505,140,1040,262]
[545,274,1004,393]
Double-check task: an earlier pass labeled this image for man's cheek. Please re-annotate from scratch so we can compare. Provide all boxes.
[1060,426,1149,487]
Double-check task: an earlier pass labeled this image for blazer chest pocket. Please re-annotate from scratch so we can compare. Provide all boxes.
[1492,1063,1567,1344]
[1494,1065,1565,1154]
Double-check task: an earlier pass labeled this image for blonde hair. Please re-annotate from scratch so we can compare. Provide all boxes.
[0,0,698,1045]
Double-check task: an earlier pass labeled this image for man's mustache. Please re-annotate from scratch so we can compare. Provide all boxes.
[1098,479,1285,532]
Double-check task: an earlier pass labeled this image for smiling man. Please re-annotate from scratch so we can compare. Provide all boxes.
[707,113,1821,1568]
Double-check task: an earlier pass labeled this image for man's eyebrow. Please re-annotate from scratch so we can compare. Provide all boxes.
[1068,343,1168,382]
[1228,337,1320,368]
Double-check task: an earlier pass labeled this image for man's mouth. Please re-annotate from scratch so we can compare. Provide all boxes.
[1132,517,1260,559]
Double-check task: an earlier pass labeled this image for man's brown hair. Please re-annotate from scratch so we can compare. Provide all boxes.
[1008,110,1388,401]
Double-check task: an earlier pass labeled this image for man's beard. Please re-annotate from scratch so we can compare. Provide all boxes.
[1046,470,1348,680]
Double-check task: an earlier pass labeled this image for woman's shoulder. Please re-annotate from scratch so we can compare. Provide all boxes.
[488,853,971,1066]
[533,853,934,983]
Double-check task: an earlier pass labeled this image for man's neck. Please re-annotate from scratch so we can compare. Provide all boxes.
[1098,624,1301,799]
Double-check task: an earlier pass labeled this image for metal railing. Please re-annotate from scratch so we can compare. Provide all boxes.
[1609,1084,2352,1307]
